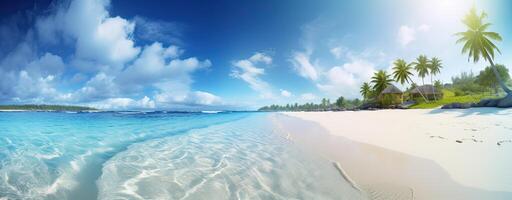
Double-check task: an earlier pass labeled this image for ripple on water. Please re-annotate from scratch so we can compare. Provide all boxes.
[98,115,365,200]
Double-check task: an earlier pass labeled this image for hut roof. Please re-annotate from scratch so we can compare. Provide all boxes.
[381,84,403,94]
[410,85,442,95]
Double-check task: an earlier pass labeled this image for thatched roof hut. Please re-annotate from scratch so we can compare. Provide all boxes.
[381,84,403,94]
[409,85,442,95]
[409,85,443,100]
[379,84,403,106]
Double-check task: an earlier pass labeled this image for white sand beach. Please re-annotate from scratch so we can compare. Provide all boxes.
[274,108,512,200]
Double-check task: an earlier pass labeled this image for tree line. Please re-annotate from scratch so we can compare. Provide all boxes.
[258,97,362,111]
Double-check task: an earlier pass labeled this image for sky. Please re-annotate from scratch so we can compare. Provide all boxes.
[0,0,511,110]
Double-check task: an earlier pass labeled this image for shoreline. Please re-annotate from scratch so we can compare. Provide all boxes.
[271,108,512,199]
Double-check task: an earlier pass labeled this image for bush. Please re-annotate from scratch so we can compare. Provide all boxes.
[454,90,465,96]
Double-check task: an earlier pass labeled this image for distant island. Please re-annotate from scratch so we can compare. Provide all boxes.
[0,104,97,111]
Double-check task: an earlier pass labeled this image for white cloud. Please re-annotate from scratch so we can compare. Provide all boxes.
[280,89,292,97]
[26,53,65,77]
[418,24,431,32]
[119,42,187,85]
[290,52,319,81]
[330,47,347,59]
[397,24,431,47]
[300,93,317,101]
[249,52,272,64]
[155,91,221,106]
[397,25,416,47]
[186,91,222,105]
[74,73,119,101]
[231,52,274,99]
[87,96,156,110]
[316,58,376,98]
[0,0,221,109]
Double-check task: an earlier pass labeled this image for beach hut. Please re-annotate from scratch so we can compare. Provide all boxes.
[409,85,443,100]
[379,84,403,105]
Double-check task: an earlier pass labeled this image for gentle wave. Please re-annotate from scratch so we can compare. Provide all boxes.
[0,111,248,199]
[97,115,364,200]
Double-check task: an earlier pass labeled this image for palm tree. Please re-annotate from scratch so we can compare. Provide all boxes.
[412,55,430,86]
[456,7,511,96]
[371,70,393,95]
[392,59,428,102]
[428,57,443,101]
[360,82,371,102]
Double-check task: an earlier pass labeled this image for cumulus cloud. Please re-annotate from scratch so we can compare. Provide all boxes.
[397,24,430,47]
[155,91,221,106]
[0,0,221,109]
[290,52,319,81]
[317,59,376,98]
[73,73,119,101]
[37,0,140,68]
[87,96,156,110]
[231,52,274,99]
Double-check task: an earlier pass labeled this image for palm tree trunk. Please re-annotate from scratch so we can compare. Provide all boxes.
[411,80,429,103]
[489,58,512,95]
[431,74,437,101]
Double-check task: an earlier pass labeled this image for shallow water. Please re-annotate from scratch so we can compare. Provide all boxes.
[0,111,363,200]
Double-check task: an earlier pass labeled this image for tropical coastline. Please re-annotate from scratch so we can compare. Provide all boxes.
[274,108,512,199]
[1,0,512,199]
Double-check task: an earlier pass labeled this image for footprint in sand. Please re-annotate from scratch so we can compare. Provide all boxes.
[429,135,446,140]
[456,138,483,143]
[497,140,512,146]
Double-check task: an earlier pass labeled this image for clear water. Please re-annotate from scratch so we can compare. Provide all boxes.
[0,111,363,200]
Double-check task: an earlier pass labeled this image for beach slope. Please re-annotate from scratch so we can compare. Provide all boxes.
[274,108,512,199]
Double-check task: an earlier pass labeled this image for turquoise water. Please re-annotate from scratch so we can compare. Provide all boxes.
[0,111,363,200]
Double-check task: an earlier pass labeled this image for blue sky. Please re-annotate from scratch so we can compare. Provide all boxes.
[0,0,511,110]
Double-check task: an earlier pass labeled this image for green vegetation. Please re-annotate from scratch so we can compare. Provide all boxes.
[359,82,372,102]
[410,89,497,109]
[392,58,428,102]
[413,55,430,86]
[456,7,511,95]
[371,70,393,95]
[258,97,362,111]
[0,104,96,111]
[428,57,443,101]
[476,64,510,95]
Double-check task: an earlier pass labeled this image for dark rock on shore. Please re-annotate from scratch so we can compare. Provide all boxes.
[473,98,499,107]
[441,103,473,109]
[443,94,512,109]
[497,94,512,108]
[359,102,380,110]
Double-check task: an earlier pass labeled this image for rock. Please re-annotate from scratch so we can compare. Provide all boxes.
[474,98,499,107]
[497,94,512,108]
[359,102,380,110]
[441,102,472,109]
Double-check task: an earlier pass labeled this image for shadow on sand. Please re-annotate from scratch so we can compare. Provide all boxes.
[427,107,511,117]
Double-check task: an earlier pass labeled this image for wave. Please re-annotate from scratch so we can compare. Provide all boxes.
[97,114,364,200]
[201,110,224,114]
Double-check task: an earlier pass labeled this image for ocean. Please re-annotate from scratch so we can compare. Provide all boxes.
[0,111,363,200]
